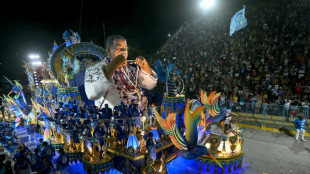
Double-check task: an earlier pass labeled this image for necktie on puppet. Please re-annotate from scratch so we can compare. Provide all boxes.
[230,5,248,36]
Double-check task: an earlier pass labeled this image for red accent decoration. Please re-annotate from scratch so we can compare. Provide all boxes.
[104,57,146,110]
[99,90,109,109]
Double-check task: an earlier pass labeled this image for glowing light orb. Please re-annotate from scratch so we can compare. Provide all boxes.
[200,0,215,9]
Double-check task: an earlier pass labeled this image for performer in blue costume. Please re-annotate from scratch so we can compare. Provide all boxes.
[83,116,92,128]
[36,138,44,150]
[56,148,69,173]
[39,142,56,162]
[31,148,42,173]
[26,123,36,142]
[113,106,121,120]
[39,156,55,174]
[91,111,98,120]
[121,105,131,132]
[14,155,31,174]
[131,104,142,129]
[72,125,80,147]
[101,104,112,119]
[93,122,107,151]
[84,109,91,119]
[77,107,85,118]
[116,123,127,147]
[73,115,82,126]
[146,132,157,161]
[82,123,93,154]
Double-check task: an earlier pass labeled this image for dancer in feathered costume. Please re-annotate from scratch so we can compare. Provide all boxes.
[4,76,31,112]
[153,99,222,168]
[155,59,182,97]
[32,98,53,141]
[62,29,81,47]
[3,76,33,125]
[3,95,24,124]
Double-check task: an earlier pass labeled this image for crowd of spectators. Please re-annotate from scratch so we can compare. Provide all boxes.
[152,0,310,112]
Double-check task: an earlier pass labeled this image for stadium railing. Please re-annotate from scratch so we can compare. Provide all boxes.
[220,101,310,131]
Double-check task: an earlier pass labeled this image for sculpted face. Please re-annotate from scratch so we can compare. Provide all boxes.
[109,40,128,59]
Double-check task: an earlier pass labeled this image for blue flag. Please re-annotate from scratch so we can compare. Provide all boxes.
[230,5,248,36]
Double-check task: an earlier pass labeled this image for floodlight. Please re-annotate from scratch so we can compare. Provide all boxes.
[200,0,215,9]
[29,54,40,59]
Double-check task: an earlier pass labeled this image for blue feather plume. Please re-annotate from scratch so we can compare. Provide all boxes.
[174,70,181,74]
[167,61,175,72]
[73,59,80,74]
[63,30,70,40]
[155,59,168,83]
[75,33,81,41]
[66,40,72,47]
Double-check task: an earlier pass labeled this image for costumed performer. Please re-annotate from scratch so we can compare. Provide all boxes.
[146,132,157,161]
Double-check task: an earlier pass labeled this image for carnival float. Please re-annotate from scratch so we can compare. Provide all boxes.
[1,29,245,174]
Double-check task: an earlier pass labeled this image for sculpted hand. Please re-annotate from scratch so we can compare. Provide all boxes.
[135,56,152,75]
[115,54,127,68]
[104,54,126,80]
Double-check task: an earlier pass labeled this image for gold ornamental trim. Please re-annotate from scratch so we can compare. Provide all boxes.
[198,152,244,161]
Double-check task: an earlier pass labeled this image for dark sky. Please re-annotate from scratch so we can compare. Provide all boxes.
[0,0,268,83]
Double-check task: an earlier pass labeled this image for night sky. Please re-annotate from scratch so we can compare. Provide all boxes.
[0,0,268,85]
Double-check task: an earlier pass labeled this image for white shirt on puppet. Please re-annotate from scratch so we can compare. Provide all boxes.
[84,60,158,110]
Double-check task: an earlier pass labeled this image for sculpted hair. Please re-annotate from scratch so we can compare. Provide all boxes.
[105,35,126,50]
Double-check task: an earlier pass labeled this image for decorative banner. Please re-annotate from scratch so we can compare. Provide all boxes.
[230,5,248,36]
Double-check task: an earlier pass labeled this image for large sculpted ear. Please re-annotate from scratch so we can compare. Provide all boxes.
[105,45,113,56]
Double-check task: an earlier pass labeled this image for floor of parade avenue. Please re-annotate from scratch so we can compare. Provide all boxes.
[236,127,310,174]
[0,125,309,174]
[167,125,310,174]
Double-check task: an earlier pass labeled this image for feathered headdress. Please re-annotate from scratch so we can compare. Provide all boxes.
[62,30,70,41]
[70,29,81,41]
[53,40,58,51]
[155,59,181,83]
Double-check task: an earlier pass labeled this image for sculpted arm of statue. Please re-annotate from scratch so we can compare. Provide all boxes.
[103,54,127,80]
[135,56,152,75]
[84,54,126,101]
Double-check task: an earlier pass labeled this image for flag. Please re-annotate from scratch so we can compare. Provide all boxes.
[230,5,248,36]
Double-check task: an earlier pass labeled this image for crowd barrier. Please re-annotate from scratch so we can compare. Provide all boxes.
[220,101,310,132]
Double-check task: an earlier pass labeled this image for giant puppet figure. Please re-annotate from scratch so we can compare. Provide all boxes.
[84,35,158,111]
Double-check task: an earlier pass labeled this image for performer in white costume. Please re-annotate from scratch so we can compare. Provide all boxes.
[84,35,158,111]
